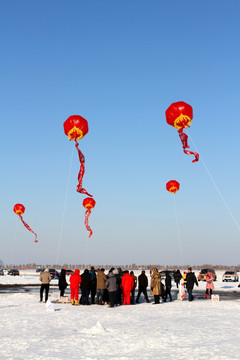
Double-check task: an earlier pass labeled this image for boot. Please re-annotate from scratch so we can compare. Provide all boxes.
[205,293,208,299]
[75,300,80,306]
[71,299,75,305]
[210,295,212,299]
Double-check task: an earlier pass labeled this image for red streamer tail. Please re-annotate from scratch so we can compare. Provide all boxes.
[19,215,38,243]
[74,140,93,197]
[85,209,93,238]
[178,131,199,163]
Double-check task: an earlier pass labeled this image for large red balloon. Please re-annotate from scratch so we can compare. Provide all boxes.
[63,115,88,141]
[165,101,199,163]
[63,115,92,197]
[166,101,193,130]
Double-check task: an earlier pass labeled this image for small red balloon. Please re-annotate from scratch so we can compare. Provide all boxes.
[166,180,180,194]
[83,197,96,210]
[82,197,96,238]
[13,203,25,215]
[13,203,38,243]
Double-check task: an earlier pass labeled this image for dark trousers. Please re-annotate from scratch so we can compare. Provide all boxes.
[81,289,90,305]
[136,287,149,303]
[131,288,135,304]
[154,295,160,304]
[60,288,65,297]
[205,289,212,296]
[187,288,193,301]
[40,284,49,302]
[108,291,116,307]
[115,287,122,305]
[96,289,104,304]
[103,289,109,303]
[90,285,96,304]
[164,286,172,302]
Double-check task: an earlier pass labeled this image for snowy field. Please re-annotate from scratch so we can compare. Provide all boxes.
[1,270,240,360]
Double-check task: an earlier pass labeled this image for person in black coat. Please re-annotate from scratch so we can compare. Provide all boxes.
[89,266,97,304]
[164,271,172,302]
[136,270,150,303]
[80,269,91,305]
[114,268,123,305]
[58,269,68,297]
[186,267,198,301]
[173,269,182,288]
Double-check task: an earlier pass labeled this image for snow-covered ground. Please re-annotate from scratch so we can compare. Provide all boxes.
[0,270,240,359]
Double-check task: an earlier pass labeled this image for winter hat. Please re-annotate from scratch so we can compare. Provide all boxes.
[188,267,192,271]
[112,269,118,275]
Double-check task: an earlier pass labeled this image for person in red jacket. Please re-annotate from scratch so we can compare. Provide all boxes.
[121,270,134,305]
[70,269,82,305]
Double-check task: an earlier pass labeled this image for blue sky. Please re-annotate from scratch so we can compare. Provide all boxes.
[1,0,240,266]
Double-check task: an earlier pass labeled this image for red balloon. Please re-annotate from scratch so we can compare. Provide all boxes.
[13,203,25,215]
[63,115,92,197]
[165,101,193,130]
[166,180,180,194]
[13,203,38,243]
[64,115,95,237]
[83,197,96,209]
[63,115,88,141]
[165,101,199,163]
[82,197,96,238]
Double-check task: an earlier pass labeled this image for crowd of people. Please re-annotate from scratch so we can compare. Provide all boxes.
[39,266,214,306]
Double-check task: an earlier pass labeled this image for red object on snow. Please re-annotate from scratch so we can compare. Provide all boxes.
[121,273,134,291]
[70,269,82,288]
[70,269,82,301]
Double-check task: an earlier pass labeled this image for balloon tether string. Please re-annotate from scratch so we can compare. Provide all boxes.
[187,131,240,233]
[56,143,74,265]
[173,195,184,266]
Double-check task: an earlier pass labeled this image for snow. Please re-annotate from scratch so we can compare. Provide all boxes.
[0,270,240,359]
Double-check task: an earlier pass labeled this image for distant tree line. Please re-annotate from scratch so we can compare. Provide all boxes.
[2,262,240,271]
